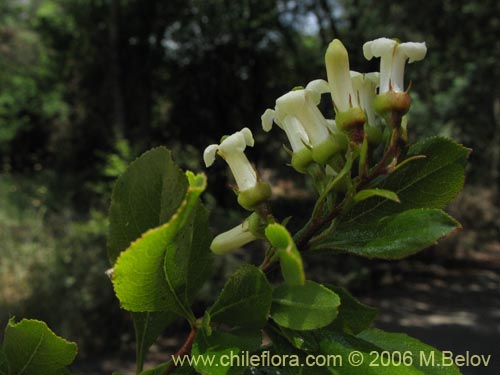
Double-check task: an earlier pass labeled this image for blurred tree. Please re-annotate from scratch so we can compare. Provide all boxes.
[1,0,498,205]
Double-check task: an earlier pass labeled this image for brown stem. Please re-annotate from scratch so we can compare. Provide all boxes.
[360,127,401,188]
[164,327,198,375]
[295,204,343,251]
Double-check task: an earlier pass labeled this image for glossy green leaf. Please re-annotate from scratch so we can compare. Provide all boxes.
[326,285,378,334]
[191,328,262,375]
[315,330,424,374]
[113,172,212,320]
[133,311,177,372]
[108,147,188,263]
[271,281,340,330]
[344,137,468,225]
[353,189,400,205]
[265,224,305,286]
[313,208,460,259]
[2,318,77,375]
[358,329,462,375]
[210,265,272,329]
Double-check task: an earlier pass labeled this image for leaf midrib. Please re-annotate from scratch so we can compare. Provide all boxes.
[343,152,464,225]
[17,331,45,375]
[211,291,269,319]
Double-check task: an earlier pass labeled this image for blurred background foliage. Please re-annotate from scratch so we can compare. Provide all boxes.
[0,0,499,359]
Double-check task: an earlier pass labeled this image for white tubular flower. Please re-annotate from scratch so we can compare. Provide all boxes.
[204,128,271,210]
[274,88,330,147]
[262,107,313,173]
[261,108,310,154]
[210,219,257,255]
[325,39,358,112]
[351,71,380,126]
[204,128,256,192]
[363,38,427,93]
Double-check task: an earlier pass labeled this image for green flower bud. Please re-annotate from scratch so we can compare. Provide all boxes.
[311,135,347,164]
[237,181,272,211]
[291,147,314,173]
[374,91,411,119]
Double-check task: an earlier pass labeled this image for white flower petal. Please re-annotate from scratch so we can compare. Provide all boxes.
[364,38,398,93]
[364,38,397,59]
[210,221,257,254]
[282,115,310,152]
[365,72,380,86]
[276,90,306,118]
[261,109,276,132]
[305,79,330,95]
[219,128,253,154]
[203,144,219,167]
[350,71,364,90]
[240,127,254,147]
[326,119,338,133]
[398,42,427,63]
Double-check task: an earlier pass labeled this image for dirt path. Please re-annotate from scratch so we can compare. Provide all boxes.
[361,253,500,375]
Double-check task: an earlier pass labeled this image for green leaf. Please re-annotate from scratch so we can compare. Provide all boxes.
[210,265,272,329]
[263,328,331,375]
[112,172,213,320]
[133,311,177,372]
[326,285,378,334]
[107,147,193,369]
[313,208,460,259]
[358,329,462,375]
[353,189,400,205]
[2,318,77,375]
[344,137,469,224]
[191,328,262,375]
[315,331,424,374]
[0,349,9,375]
[108,147,188,263]
[265,224,305,286]
[271,281,340,330]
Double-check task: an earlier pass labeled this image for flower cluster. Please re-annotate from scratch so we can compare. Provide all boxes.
[204,37,426,254]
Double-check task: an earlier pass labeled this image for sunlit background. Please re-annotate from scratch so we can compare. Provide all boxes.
[0,0,499,373]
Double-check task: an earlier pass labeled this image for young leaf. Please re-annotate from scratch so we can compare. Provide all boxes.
[112,173,212,320]
[191,328,262,375]
[271,281,340,330]
[358,329,462,375]
[313,208,460,259]
[344,137,469,224]
[133,311,177,372]
[326,285,378,334]
[210,265,272,329]
[108,147,188,263]
[2,318,77,375]
[265,224,305,286]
